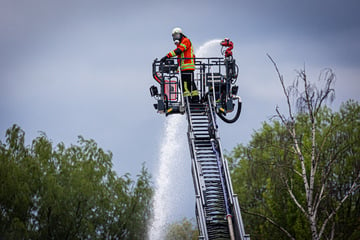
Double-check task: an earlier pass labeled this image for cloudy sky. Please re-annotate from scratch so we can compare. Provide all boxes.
[1,0,359,220]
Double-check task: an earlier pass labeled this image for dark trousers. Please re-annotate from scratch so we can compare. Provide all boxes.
[181,71,197,94]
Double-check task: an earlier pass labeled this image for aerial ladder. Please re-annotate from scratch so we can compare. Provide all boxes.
[150,39,250,240]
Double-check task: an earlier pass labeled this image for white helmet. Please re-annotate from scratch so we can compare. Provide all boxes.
[172,27,183,45]
[172,27,183,35]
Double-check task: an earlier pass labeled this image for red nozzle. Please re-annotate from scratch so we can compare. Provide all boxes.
[220,38,231,46]
[220,38,233,57]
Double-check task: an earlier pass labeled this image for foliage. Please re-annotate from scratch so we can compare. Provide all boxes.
[0,125,153,239]
[165,218,199,240]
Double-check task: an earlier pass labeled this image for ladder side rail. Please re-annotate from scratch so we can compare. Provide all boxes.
[207,95,218,139]
[233,196,249,240]
[195,196,208,240]
[213,119,247,240]
[213,124,249,240]
[185,98,195,132]
[187,130,207,208]
[216,139,235,206]
[210,139,230,215]
[207,95,249,240]
[185,99,209,239]
[218,143,246,240]
[207,96,237,239]
[189,141,209,239]
[193,163,209,239]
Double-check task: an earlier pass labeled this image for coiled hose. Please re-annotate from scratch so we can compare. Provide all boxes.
[216,97,242,124]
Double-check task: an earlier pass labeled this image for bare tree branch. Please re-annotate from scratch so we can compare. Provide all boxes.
[315,69,336,115]
[268,54,294,121]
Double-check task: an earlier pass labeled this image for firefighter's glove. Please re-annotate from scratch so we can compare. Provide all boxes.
[160,56,168,62]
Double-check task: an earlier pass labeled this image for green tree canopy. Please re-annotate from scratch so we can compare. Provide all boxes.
[0,125,153,239]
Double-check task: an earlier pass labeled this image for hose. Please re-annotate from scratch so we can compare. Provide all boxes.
[217,97,242,124]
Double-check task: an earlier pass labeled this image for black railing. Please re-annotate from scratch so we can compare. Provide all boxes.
[151,57,238,115]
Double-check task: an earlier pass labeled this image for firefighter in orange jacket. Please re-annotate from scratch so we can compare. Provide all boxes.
[161,27,199,102]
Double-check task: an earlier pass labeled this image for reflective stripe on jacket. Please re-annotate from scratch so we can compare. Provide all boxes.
[167,37,195,71]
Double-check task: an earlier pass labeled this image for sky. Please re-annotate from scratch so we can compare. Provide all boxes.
[1,0,360,221]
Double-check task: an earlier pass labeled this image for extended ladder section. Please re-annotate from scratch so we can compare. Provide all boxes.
[185,98,248,240]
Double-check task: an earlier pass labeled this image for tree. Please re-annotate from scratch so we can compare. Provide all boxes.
[0,125,153,239]
[165,218,199,240]
[227,59,360,240]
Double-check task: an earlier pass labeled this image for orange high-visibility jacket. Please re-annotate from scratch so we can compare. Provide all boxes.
[166,36,195,71]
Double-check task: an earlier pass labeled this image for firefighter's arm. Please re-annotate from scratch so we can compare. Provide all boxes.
[161,49,180,62]
[166,47,182,58]
[161,47,181,62]
[166,40,188,57]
